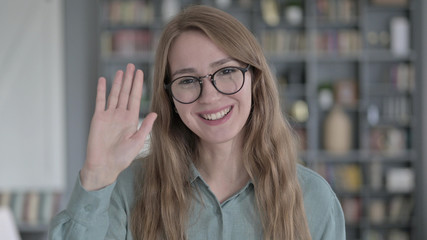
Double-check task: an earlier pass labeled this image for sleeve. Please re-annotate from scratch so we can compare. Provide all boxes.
[48,175,126,240]
[319,195,346,240]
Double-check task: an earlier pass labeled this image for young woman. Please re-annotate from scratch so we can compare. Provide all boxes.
[49,5,345,240]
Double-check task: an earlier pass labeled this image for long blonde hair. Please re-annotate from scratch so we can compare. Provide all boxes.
[131,5,311,240]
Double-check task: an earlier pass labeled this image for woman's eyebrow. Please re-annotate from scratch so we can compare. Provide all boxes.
[209,57,234,68]
[171,68,196,79]
[171,58,236,79]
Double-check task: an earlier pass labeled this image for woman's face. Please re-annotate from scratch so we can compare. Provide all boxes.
[167,30,252,145]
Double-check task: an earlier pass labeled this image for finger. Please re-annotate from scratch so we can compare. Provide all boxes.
[133,112,157,144]
[95,77,107,112]
[117,63,136,109]
[107,70,124,109]
[128,69,143,114]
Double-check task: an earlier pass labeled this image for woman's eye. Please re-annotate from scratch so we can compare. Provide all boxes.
[219,67,237,75]
[178,78,196,85]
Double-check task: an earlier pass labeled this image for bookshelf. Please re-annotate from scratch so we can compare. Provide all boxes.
[0,191,62,240]
[97,0,422,239]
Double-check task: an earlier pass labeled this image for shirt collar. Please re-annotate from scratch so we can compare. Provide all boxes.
[189,162,201,184]
[189,162,254,187]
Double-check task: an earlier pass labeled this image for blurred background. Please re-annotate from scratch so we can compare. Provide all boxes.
[0,0,426,239]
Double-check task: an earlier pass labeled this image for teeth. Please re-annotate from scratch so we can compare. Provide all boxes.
[202,107,231,120]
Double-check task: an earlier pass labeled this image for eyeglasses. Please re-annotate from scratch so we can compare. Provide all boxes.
[164,65,250,104]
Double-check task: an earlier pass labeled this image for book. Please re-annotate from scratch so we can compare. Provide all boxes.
[10,192,24,224]
[369,160,383,191]
[386,168,414,193]
[316,30,361,54]
[389,196,413,224]
[100,31,113,57]
[334,80,358,108]
[25,192,40,225]
[112,30,153,57]
[335,164,362,192]
[389,229,409,240]
[372,0,408,6]
[341,197,361,224]
[0,192,12,207]
[39,192,54,224]
[369,199,386,224]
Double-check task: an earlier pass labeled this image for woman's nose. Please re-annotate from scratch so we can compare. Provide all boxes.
[198,78,221,103]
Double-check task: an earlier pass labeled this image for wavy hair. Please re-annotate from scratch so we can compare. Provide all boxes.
[131,5,311,240]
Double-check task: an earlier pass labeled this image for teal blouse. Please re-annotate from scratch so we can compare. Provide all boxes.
[49,161,345,239]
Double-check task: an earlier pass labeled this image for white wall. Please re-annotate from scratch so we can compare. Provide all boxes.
[0,0,65,190]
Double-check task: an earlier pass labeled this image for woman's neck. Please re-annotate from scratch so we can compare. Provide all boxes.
[196,139,250,203]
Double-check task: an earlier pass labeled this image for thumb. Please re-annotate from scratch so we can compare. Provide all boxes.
[134,112,157,144]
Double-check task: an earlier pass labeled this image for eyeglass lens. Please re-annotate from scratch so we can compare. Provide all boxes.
[170,66,246,104]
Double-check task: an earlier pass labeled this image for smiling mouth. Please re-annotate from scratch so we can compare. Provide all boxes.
[201,107,232,121]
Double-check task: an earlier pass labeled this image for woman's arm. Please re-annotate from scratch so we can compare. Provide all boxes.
[48,177,118,240]
[49,64,156,239]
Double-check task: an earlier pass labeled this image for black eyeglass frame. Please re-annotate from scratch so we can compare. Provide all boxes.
[164,64,251,104]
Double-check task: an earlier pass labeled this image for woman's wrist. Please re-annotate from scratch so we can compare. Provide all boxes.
[80,166,118,191]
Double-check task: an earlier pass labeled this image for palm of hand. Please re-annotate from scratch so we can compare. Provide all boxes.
[82,64,157,191]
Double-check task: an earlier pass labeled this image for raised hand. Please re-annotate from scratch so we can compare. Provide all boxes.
[80,64,157,191]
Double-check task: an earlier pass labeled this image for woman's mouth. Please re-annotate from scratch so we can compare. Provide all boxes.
[201,106,232,121]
